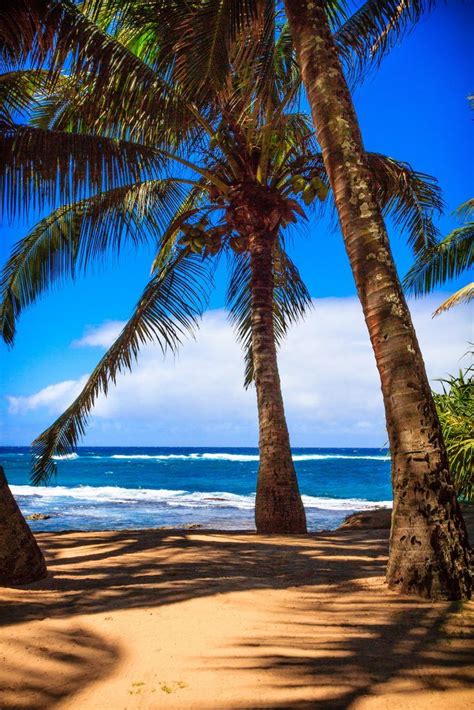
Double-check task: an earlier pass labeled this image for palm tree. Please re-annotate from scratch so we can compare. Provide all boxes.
[3,3,471,599]
[281,0,471,600]
[404,198,474,316]
[74,0,472,598]
[0,465,47,585]
[0,2,442,536]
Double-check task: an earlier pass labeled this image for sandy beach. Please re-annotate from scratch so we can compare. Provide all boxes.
[1,516,473,710]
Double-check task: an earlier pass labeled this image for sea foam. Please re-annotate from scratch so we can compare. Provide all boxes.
[11,483,391,511]
[108,452,390,462]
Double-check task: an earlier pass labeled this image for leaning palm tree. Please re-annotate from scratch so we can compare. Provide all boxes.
[159,0,471,599]
[284,0,471,601]
[404,198,474,316]
[0,1,443,535]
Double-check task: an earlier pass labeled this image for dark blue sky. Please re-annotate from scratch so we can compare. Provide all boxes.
[1,1,472,446]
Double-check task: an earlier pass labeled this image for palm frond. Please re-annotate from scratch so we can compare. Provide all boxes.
[1,180,189,345]
[433,283,474,316]
[0,0,51,64]
[172,0,259,101]
[336,0,437,83]
[403,222,474,296]
[0,69,53,126]
[31,248,211,484]
[0,123,168,220]
[368,152,443,251]
[1,0,198,147]
[150,184,213,273]
[454,198,474,221]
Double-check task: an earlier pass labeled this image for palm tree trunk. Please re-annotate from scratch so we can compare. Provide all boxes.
[249,230,307,534]
[0,465,47,585]
[284,0,471,598]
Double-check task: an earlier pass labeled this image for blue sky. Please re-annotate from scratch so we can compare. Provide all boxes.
[1,1,472,447]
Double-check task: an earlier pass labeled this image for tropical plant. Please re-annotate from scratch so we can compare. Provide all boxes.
[404,198,474,316]
[433,360,474,503]
[0,0,446,536]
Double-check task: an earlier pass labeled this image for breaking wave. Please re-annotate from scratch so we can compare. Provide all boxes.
[11,483,391,511]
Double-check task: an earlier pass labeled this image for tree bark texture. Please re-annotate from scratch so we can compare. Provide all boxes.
[284,0,471,598]
[249,230,307,534]
[0,465,47,585]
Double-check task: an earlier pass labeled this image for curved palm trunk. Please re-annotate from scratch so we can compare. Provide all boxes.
[249,230,307,534]
[0,465,47,585]
[284,0,471,598]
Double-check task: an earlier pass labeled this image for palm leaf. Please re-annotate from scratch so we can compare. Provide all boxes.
[1,0,198,147]
[31,248,212,484]
[0,0,51,64]
[0,69,53,126]
[172,0,260,101]
[336,0,438,83]
[403,222,474,296]
[433,364,474,501]
[368,153,443,251]
[0,180,189,344]
[0,123,168,219]
[433,283,474,316]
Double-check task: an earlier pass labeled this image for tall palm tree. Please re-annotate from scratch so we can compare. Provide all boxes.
[282,0,471,598]
[404,198,474,315]
[64,0,471,598]
[0,1,441,536]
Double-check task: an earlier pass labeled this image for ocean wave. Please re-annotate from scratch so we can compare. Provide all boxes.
[11,483,391,512]
[109,453,260,461]
[294,454,390,462]
[51,453,80,461]
[108,452,390,462]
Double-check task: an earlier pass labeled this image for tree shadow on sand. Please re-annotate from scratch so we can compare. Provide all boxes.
[0,625,120,709]
[1,527,472,708]
[1,529,390,623]
[208,585,473,708]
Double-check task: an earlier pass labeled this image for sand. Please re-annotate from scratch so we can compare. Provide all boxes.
[1,520,473,710]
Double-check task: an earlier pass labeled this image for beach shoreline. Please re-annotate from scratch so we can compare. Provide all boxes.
[2,445,394,534]
[1,511,472,709]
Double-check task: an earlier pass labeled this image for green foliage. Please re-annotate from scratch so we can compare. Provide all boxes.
[404,198,474,315]
[433,360,474,502]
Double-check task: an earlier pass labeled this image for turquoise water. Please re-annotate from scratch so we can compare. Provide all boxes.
[1,446,392,532]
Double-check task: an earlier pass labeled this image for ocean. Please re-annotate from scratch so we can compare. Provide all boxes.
[1,446,392,532]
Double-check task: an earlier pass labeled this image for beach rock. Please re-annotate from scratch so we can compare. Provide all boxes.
[339,504,473,538]
[183,524,203,529]
[339,508,392,530]
[25,513,51,521]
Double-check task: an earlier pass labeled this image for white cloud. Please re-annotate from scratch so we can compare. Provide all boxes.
[71,320,125,348]
[7,376,89,415]
[6,295,472,446]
